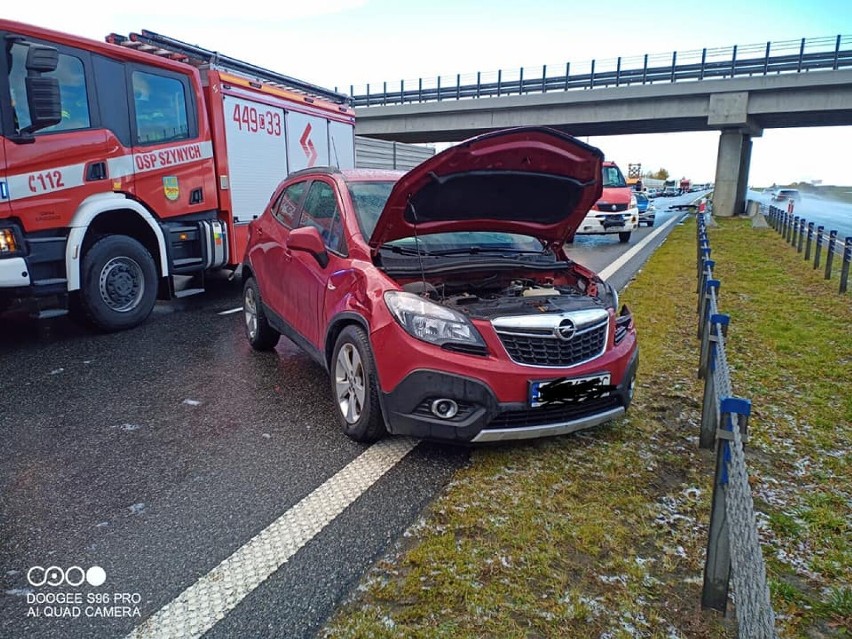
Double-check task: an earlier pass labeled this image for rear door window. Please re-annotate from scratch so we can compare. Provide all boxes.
[272,180,308,228]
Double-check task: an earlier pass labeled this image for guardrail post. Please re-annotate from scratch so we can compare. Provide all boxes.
[702,397,751,613]
[590,59,596,88]
[542,64,547,92]
[813,226,824,269]
[825,230,838,279]
[840,237,851,294]
[697,254,713,301]
[797,218,806,253]
[805,222,814,260]
[698,279,720,341]
[699,315,729,448]
[564,62,570,90]
[791,216,799,246]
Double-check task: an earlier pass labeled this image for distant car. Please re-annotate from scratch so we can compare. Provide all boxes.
[635,193,655,227]
[772,188,800,203]
[646,189,658,198]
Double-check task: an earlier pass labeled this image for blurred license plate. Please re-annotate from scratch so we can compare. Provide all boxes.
[602,215,625,228]
[529,374,611,408]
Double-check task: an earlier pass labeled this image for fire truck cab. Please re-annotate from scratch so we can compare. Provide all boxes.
[0,20,355,330]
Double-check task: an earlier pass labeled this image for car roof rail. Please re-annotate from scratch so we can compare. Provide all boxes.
[287,166,343,179]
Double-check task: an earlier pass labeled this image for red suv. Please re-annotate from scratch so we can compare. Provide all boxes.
[242,127,638,443]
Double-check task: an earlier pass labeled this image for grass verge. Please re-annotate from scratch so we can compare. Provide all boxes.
[323,218,851,639]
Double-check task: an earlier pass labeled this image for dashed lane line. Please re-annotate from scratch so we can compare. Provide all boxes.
[217,307,243,315]
[124,437,419,639]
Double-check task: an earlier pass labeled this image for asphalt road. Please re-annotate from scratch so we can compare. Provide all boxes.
[0,205,685,639]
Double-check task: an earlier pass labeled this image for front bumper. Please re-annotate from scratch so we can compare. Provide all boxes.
[0,257,31,287]
[381,348,638,443]
[576,208,639,235]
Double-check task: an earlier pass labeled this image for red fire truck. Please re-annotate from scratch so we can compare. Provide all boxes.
[0,20,356,330]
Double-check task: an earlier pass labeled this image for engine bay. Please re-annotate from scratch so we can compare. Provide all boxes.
[400,272,609,319]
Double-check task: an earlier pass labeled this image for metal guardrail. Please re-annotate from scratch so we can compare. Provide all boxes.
[696,214,778,638]
[763,205,851,294]
[346,35,852,107]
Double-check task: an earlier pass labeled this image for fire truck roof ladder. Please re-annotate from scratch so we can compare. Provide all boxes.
[106,29,352,106]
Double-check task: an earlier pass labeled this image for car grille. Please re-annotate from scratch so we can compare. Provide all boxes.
[595,202,629,212]
[495,321,608,367]
[487,395,622,430]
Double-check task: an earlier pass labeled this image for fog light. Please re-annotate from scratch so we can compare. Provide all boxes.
[430,398,459,419]
[0,228,18,254]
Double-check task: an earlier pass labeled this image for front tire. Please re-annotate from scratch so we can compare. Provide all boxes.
[243,277,280,351]
[78,235,158,332]
[619,232,632,243]
[331,325,386,442]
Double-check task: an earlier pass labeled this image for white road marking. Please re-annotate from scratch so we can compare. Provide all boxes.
[598,212,684,281]
[218,307,244,315]
[124,437,418,639]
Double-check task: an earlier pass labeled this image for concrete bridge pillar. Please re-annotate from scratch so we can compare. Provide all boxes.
[713,130,753,217]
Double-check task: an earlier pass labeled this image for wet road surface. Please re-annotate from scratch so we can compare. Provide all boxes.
[0,206,684,638]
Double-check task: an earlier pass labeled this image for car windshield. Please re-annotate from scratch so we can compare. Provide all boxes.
[636,193,648,203]
[602,165,627,188]
[348,181,396,238]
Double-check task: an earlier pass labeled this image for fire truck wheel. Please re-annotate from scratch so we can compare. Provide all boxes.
[243,277,280,351]
[79,235,158,332]
[619,232,632,243]
[330,325,386,443]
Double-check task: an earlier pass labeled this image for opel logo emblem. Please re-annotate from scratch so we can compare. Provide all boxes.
[554,319,576,341]
[611,204,617,211]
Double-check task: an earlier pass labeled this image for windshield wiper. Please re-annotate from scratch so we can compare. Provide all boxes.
[427,247,548,257]
[380,244,432,256]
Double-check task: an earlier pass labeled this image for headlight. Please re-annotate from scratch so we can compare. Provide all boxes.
[629,196,637,207]
[0,228,20,255]
[603,282,619,311]
[384,291,486,350]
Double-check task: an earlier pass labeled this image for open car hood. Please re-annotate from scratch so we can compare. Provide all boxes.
[368,127,604,249]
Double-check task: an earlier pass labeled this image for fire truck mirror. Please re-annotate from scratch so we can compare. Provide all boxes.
[24,44,59,73]
[23,76,62,134]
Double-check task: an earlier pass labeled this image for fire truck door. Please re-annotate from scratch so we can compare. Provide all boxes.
[127,67,214,219]
[2,39,118,234]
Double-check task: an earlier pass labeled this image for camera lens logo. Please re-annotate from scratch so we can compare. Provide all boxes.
[27,566,106,587]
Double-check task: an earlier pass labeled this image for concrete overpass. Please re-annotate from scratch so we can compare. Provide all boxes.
[353,39,852,217]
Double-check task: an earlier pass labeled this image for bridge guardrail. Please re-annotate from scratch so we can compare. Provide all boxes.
[763,205,851,294]
[696,214,778,638]
[346,35,852,106]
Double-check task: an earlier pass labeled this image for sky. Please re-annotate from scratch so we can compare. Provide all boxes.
[4,0,852,186]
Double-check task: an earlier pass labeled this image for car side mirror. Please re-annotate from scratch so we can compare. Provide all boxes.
[286,226,329,268]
